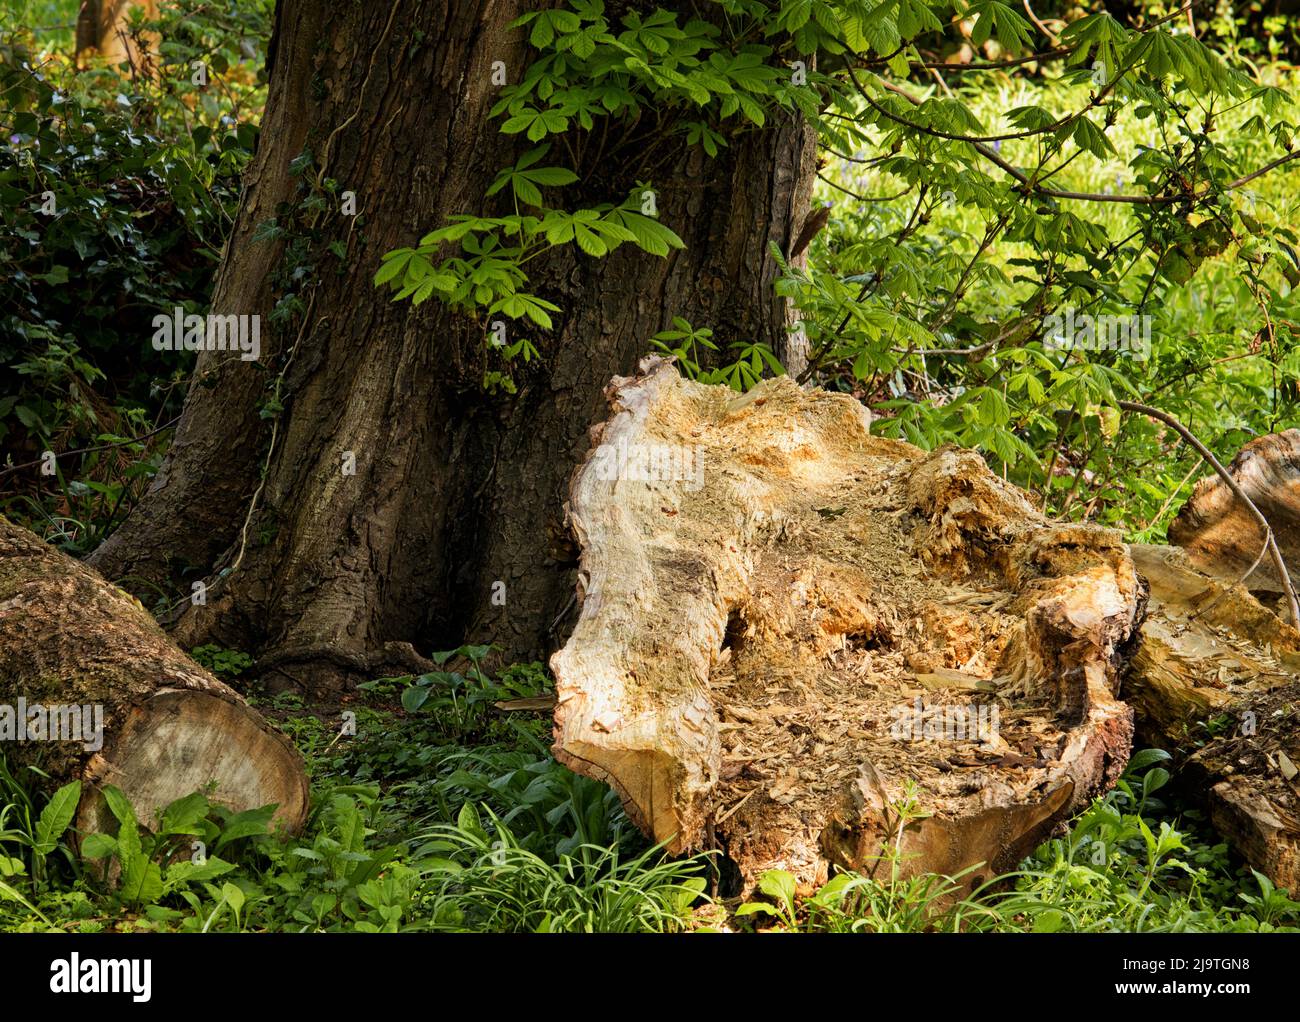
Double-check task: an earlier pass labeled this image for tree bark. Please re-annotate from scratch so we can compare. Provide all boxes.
[552,357,1142,889]
[0,516,309,839]
[88,0,816,690]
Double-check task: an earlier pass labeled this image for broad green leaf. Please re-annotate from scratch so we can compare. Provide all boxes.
[213,805,276,851]
[101,785,137,830]
[34,780,80,855]
[120,856,163,906]
[79,833,117,859]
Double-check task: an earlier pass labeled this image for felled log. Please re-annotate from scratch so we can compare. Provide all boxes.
[1125,544,1299,894]
[1168,429,1300,605]
[0,516,309,840]
[551,357,1142,888]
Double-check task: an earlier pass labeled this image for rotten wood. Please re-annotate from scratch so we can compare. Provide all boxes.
[552,357,1142,889]
[1168,428,1300,618]
[1125,544,1299,894]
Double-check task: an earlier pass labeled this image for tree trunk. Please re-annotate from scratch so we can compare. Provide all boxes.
[88,0,816,690]
[552,358,1142,889]
[75,0,158,67]
[0,517,309,839]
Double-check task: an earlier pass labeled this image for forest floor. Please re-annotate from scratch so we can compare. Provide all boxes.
[4,648,1298,932]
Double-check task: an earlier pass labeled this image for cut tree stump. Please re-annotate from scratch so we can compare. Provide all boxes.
[551,357,1142,889]
[1168,429,1300,607]
[0,516,309,841]
[1125,544,1299,894]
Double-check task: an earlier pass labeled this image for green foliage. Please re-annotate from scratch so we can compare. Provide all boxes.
[412,804,707,933]
[0,770,420,932]
[734,778,994,932]
[4,3,1299,935]
[0,764,80,900]
[651,317,786,391]
[374,184,684,394]
[0,2,269,548]
[282,704,446,783]
[6,684,1296,934]
[242,785,418,933]
[79,784,272,914]
[739,865,993,933]
[374,0,1300,460]
[996,750,1300,931]
[189,644,254,679]
[376,0,812,392]
[423,728,635,862]
[392,644,549,744]
[766,4,1300,533]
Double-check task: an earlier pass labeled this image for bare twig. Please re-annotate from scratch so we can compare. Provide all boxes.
[817,171,909,203]
[1023,0,1059,44]
[1141,456,1202,536]
[0,417,181,479]
[854,45,1074,73]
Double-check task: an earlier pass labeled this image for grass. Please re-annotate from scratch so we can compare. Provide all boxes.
[1,650,1296,934]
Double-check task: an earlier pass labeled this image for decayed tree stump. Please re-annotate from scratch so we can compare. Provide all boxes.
[0,517,309,839]
[1125,544,1299,894]
[1168,429,1300,604]
[551,357,1142,888]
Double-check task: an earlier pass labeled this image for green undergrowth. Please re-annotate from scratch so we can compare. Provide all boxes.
[2,647,1296,933]
[0,1,271,555]
[735,751,1299,933]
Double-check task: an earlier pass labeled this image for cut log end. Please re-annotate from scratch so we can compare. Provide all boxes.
[76,688,310,837]
[0,515,309,842]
